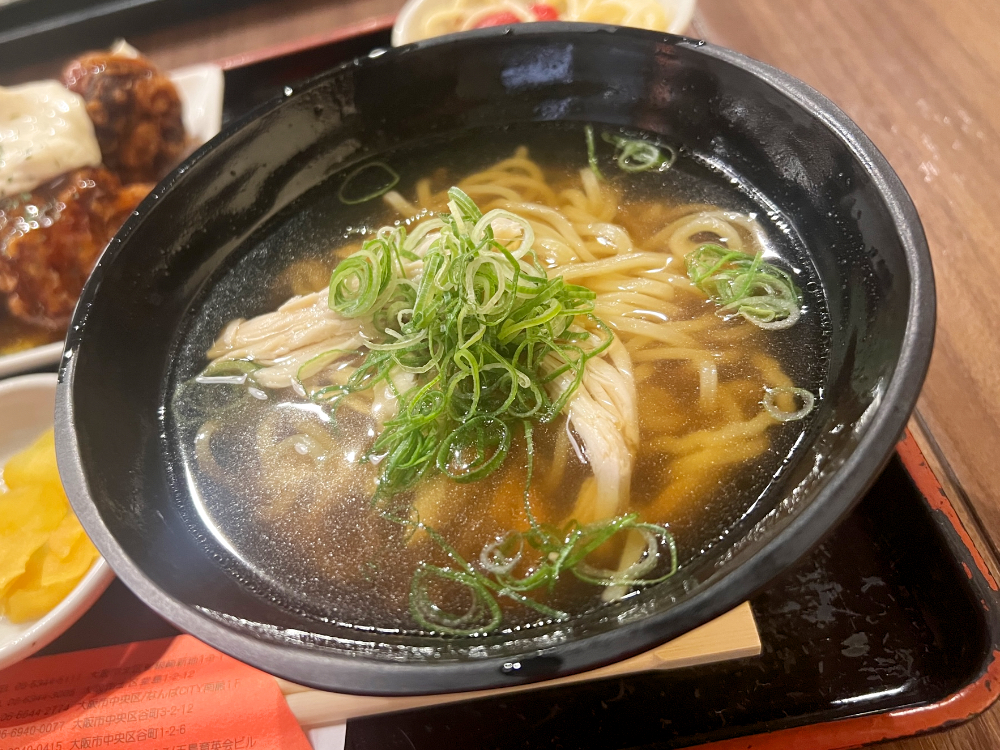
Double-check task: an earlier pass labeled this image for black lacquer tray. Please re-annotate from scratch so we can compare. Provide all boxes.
[20,20,1000,748]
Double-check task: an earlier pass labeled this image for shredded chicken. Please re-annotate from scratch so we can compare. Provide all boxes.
[546,337,638,524]
[544,336,649,601]
[206,290,366,390]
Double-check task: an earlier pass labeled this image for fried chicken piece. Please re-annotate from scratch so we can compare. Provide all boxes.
[0,168,151,329]
[62,51,185,184]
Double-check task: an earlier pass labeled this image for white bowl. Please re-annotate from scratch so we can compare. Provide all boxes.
[392,0,696,46]
[0,373,114,670]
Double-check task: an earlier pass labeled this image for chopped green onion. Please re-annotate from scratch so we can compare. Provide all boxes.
[410,564,501,635]
[685,244,802,329]
[437,416,511,482]
[337,162,400,205]
[762,386,815,422]
[327,232,399,317]
[601,133,676,173]
[479,532,523,575]
[585,125,604,181]
[407,511,678,635]
[296,348,359,383]
[324,187,610,503]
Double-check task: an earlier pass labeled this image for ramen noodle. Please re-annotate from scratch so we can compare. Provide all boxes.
[169,123,826,636]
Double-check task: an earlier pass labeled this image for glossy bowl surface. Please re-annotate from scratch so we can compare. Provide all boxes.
[56,25,934,695]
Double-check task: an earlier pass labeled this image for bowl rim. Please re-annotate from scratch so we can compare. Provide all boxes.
[0,373,115,671]
[389,0,698,46]
[55,23,935,695]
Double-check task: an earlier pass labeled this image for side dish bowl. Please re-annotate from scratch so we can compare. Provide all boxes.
[55,25,934,695]
[0,374,114,670]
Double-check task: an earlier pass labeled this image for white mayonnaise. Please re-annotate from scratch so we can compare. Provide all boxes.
[0,80,102,198]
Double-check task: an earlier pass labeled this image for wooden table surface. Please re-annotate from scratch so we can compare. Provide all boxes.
[10,0,1000,747]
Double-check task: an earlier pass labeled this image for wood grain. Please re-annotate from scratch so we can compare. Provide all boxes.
[694,2,1000,747]
[275,603,759,728]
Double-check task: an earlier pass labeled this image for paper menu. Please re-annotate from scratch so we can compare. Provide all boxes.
[0,635,311,750]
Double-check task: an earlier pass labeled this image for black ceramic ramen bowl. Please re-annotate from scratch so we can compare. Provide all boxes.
[55,24,934,694]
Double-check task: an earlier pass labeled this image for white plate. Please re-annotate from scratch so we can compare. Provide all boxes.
[0,373,115,670]
[0,341,63,380]
[0,62,226,380]
[171,63,226,149]
[392,0,696,46]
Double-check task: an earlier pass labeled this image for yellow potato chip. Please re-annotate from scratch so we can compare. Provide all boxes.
[0,484,66,535]
[5,578,78,623]
[6,540,92,623]
[0,484,67,592]
[0,527,50,592]
[39,480,70,509]
[43,507,85,560]
[40,534,98,588]
[3,429,58,490]
[3,545,46,618]
[1,428,98,622]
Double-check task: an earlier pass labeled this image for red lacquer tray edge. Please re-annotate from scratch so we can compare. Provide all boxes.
[215,15,397,71]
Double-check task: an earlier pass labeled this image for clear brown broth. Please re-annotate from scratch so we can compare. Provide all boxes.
[168,122,829,634]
